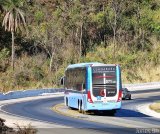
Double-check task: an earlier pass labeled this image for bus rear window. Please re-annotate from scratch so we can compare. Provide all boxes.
[92,66,117,97]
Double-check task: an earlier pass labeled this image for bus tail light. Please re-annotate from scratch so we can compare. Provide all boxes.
[87,91,93,103]
[117,90,122,102]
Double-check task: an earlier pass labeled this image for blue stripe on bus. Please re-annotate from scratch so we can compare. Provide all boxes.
[116,65,119,91]
[86,66,92,91]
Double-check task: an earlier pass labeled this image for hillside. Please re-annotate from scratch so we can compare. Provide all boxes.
[0,0,160,92]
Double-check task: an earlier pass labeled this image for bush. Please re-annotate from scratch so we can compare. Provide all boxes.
[0,48,10,72]
[14,71,30,88]
[0,118,37,134]
[32,66,44,81]
[16,124,37,134]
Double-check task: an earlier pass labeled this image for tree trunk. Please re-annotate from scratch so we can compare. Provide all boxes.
[49,52,54,72]
[11,31,15,70]
[79,23,83,60]
[113,10,117,62]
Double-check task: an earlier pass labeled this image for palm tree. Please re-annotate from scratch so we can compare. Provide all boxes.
[1,0,26,70]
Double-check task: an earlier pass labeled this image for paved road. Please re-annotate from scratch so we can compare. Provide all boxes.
[1,89,160,134]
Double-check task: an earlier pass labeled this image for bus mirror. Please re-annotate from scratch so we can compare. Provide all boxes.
[60,76,64,86]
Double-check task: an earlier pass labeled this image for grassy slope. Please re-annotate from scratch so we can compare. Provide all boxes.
[149,102,160,113]
[0,43,160,92]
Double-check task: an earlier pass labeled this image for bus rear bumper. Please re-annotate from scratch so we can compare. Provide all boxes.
[85,101,122,111]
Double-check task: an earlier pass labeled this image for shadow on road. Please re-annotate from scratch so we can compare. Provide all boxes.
[115,108,150,117]
[85,109,149,117]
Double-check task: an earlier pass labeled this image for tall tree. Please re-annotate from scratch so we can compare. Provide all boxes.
[105,0,125,60]
[1,0,26,70]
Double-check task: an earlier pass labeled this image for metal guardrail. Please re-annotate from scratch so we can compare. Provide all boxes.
[0,82,160,100]
[123,82,160,91]
[0,88,65,100]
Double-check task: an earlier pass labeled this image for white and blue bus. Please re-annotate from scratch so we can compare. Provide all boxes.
[61,62,122,115]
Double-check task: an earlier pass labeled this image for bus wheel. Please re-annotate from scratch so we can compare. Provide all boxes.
[66,98,68,106]
[78,101,82,113]
[82,110,86,114]
[129,95,131,100]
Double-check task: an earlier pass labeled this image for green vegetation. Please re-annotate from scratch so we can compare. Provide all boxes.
[0,0,160,92]
[149,101,160,113]
[0,118,37,134]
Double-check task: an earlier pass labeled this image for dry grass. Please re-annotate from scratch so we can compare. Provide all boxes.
[122,64,160,84]
[15,124,37,134]
[1,43,160,92]
[149,102,160,113]
[137,65,160,83]
[0,118,37,134]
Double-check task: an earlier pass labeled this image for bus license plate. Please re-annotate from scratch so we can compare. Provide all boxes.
[103,100,107,103]
[102,103,108,107]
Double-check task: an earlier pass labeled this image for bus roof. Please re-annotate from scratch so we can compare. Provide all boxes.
[66,62,117,69]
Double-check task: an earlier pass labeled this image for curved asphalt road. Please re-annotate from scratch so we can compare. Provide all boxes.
[1,89,160,134]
